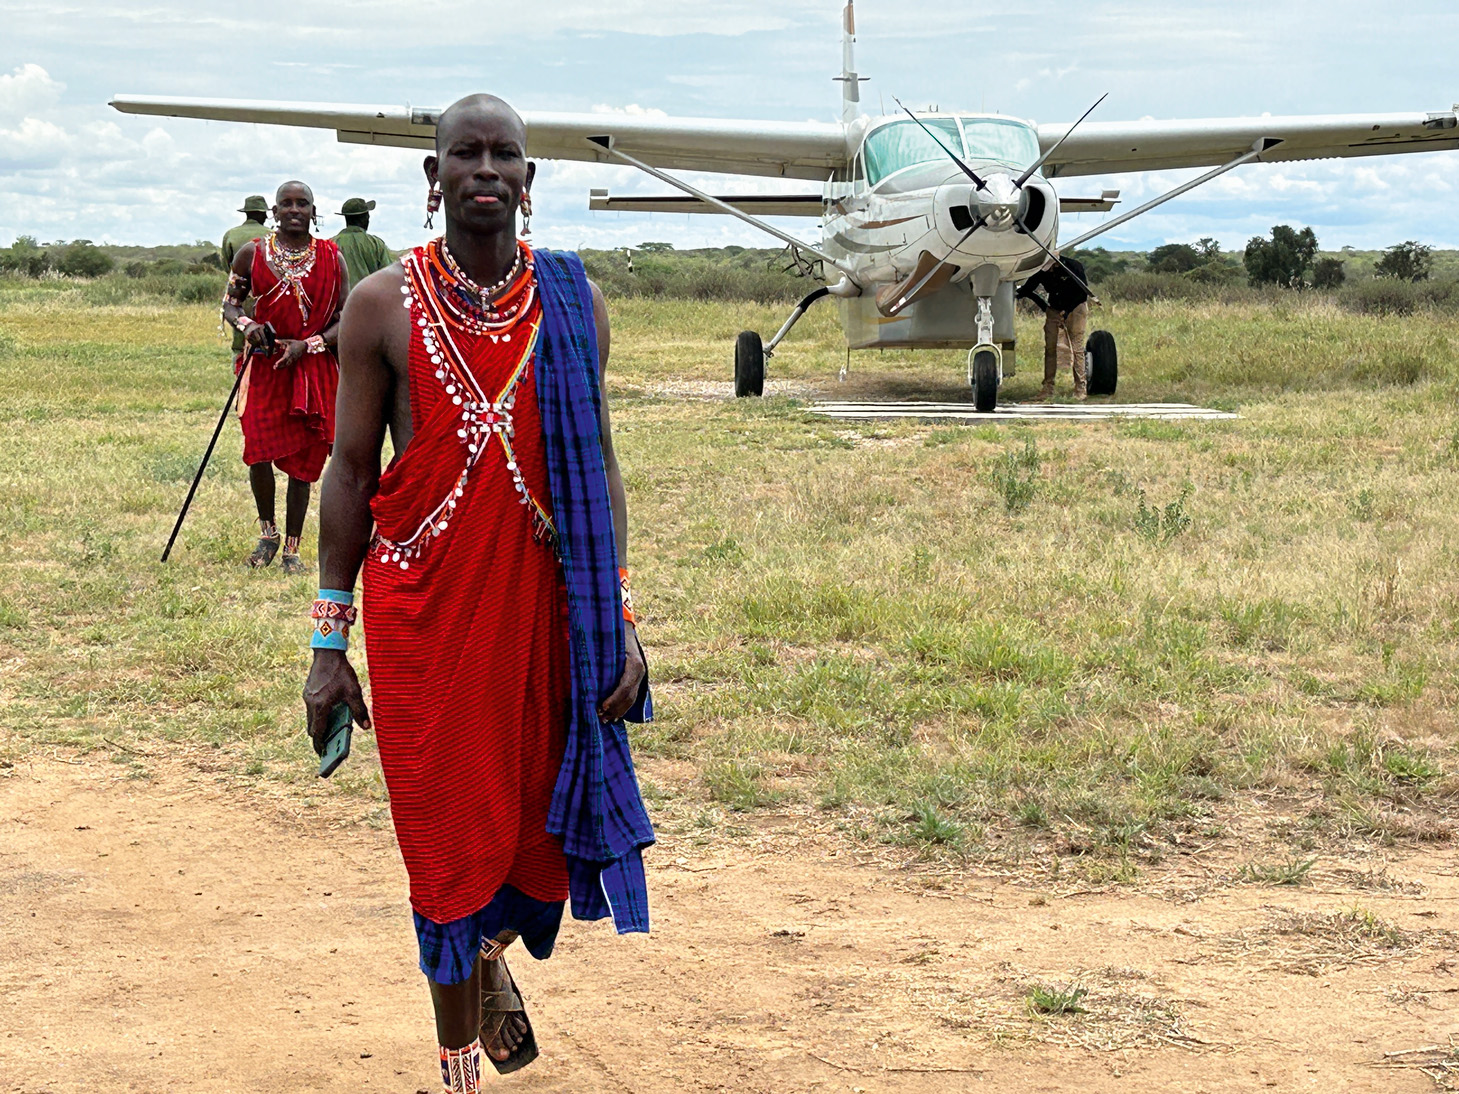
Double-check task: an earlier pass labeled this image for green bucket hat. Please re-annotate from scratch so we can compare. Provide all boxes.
[238,195,268,213]
[338,197,377,216]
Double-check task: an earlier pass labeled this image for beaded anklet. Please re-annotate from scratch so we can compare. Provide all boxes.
[439,1039,484,1093]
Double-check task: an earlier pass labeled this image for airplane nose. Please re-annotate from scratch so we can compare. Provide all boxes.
[939,174,1020,244]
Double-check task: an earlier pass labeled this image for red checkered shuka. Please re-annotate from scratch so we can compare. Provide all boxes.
[234,237,344,482]
[361,258,571,926]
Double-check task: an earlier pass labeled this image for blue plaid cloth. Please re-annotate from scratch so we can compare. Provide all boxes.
[414,886,565,985]
[534,250,656,933]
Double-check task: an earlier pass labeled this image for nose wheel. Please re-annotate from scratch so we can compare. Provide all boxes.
[970,347,1000,412]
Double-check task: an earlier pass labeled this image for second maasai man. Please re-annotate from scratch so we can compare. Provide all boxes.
[221,181,348,573]
[304,95,654,1089]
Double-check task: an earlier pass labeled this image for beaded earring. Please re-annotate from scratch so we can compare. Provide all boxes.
[424,181,442,229]
[520,189,532,238]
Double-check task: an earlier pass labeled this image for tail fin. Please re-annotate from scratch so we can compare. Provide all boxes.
[837,1,863,123]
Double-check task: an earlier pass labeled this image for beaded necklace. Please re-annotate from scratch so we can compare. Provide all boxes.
[372,240,552,573]
[263,231,318,322]
[424,239,536,335]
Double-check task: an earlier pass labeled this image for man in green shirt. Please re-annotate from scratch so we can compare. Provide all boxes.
[221,196,268,353]
[331,197,393,288]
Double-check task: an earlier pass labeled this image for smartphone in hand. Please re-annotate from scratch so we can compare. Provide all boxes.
[318,703,352,779]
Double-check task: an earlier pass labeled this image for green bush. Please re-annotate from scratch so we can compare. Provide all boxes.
[53,240,114,278]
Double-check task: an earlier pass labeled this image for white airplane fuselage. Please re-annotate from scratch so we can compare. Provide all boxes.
[817,113,1060,353]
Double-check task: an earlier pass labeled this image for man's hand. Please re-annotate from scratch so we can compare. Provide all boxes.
[598,628,646,723]
[275,339,307,370]
[243,321,268,349]
[303,649,371,754]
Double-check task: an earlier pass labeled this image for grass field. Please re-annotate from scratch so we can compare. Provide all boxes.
[1,279,1457,877]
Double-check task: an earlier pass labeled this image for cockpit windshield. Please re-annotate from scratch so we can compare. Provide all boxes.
[862,116,1040,188]
[959,118,1040,168]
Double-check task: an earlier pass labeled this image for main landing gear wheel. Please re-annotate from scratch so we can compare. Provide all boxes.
[734,330,765,398]
[971,349,1000,413]
[1086,330,1118,397]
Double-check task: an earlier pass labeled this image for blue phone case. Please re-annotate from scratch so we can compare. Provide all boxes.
[318,704,352,778]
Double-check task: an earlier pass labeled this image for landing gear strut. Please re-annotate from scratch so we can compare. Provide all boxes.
[967,288,1002,412]
[734,280,861,398]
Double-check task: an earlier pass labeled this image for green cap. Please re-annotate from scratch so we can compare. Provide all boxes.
[238,195,268,213]
[338,197,377,216]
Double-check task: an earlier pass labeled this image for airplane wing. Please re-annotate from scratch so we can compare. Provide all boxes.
[108,95,847,182]
[1041,108,1459,177]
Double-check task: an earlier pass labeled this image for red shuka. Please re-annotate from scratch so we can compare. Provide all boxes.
[235,237,343,483]
[361,250,570,925]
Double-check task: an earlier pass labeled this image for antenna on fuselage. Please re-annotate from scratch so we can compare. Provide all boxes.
[835,1,869,122]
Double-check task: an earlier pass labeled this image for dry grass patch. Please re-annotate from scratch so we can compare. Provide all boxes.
[1212,904,1458,974]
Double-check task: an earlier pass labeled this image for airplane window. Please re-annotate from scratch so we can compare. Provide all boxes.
[958,118,1041,168]
[863,118,964,186]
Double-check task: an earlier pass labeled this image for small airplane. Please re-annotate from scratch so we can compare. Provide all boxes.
[111,2,1458,410]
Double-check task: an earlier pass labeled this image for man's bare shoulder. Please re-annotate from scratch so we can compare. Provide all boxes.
[341,262,408,325]
[231,239,258,276]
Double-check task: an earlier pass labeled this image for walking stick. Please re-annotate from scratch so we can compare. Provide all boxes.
[160,364,247,563]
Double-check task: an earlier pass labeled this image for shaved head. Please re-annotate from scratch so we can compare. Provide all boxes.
[425,93,534,241]
[272,180,316,239]
[277,179,314,204]
[434,94,525,153]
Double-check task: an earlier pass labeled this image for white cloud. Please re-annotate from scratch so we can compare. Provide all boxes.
[2,1,1458,250]
[0,63,64,120]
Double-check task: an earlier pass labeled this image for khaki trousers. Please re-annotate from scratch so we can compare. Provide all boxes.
[1042,302,1089,388]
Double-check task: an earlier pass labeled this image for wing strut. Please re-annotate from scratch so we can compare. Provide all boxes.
[1062,138,1281,250]
[584,135,858,281]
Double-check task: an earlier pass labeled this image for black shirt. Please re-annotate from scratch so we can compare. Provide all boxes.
[1017,257,1089,314]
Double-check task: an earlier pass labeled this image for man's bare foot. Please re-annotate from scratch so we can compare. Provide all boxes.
[248,522,281,568]
[478,934,538,1073]
[480,955,528,1062]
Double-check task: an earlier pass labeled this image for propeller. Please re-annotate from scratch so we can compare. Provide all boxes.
[1014,92,1108,188]
[893,97,989,192]
[886,215,986,316]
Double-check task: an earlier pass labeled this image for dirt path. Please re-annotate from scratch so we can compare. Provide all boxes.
[2,757,1455,1093]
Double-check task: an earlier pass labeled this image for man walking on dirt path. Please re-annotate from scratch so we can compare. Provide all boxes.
[331,196,394,288]
[1018,252,1092,401]
[220,195,268,357]
[303,94,654,1091]
[221,181,348,573]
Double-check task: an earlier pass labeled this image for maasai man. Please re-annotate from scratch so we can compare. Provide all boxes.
[304,95,653,1088]
[220,195,268,357]
[221,181,348,573]
[331,197,394,288]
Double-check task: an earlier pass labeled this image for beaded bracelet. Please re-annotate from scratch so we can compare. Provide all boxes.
[310,589,357,651]
[305,334,327,354]
[619,567,636,627]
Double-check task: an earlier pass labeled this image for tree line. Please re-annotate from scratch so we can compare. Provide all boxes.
[1070,233,1440,289]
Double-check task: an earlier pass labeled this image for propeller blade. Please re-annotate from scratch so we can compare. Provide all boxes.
[1016,216,1094,297]
[893,97,988,191]
[888,216,985,315]
[1014,92,1108,188]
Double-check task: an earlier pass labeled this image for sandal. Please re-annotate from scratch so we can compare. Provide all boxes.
[248,521,281,568]
[280,535,306,575]
[479,935,539,1075]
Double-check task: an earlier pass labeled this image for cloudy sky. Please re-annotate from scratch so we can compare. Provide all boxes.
[2,0,1456,254]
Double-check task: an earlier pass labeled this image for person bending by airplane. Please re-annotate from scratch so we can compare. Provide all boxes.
[1017,253,1092,401]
